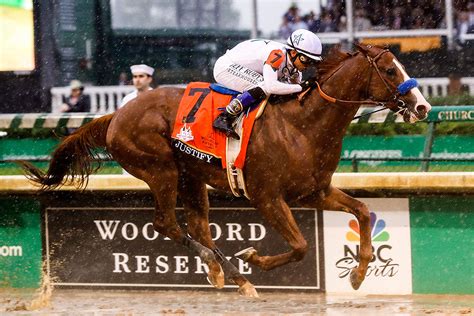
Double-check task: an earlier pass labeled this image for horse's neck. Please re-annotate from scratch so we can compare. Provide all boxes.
[260,56,369,153]
[304,57,369,140]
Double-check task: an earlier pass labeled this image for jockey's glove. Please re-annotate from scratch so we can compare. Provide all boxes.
[300,79,317,91]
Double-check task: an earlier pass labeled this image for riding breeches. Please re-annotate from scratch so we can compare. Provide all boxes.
[213,55,265,94]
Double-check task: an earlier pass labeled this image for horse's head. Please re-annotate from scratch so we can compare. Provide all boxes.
[355,44,431,123]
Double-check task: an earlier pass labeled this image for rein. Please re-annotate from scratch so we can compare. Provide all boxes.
[299,48,418,119]
[312,81,393,120]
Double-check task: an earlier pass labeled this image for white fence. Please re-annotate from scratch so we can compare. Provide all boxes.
[51,85,134,114]
[418,77,474,98]
[51,77,474,113]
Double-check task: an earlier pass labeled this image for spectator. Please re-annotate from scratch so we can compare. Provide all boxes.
[291,15,308,31]
[284,3,299,24]
[118,64,154,175]
[278,16,293,40]
[273,1,451,37]
[61,80,91,113]
[305,11,321,33]
[410,7,425,29]
[119,64,154,108]
[369,3,386,28]
[319,11,338,32]
[330,2,345,26]
[456,10,472,45]
[354,9,372,31]
[469,2,474,26]
[382,9,393,30]
[427,2,444,28]
[338,15,348,32]
[391,6,405,30]
[118,72,129,85]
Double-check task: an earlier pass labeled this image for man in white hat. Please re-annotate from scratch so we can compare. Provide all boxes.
[119,64,155,108]
[61,80,91,112]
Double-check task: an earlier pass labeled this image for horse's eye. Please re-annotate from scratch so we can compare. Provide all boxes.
[386,68,396,76]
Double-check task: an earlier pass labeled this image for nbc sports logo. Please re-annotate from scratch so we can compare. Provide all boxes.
[323,198,412,294]
[346,212,390,242]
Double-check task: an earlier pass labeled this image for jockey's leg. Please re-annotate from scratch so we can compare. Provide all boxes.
[213,87,266,140]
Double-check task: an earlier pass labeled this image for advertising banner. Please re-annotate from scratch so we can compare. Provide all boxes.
[431,136,474,165]
[323,198,412,294]
[340,135,474,168]
[340,136,425,167]
[45,207,323,290]
[0,198,41,288]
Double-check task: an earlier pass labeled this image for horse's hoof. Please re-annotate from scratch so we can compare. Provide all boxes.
[207,263,225,289]
[234,247,257,262]
[350,268,364,290]
[238,281,259,299]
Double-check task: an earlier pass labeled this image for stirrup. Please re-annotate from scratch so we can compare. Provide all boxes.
[215,122,240,140]
[225,129,240,140]
[213,116,240,140]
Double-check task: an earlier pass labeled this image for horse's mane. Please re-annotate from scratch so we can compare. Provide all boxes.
[318,46,357,83]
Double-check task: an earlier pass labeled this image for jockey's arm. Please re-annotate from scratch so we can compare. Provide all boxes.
[261,64,303,95]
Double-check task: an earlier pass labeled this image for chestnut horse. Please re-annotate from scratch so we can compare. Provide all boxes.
[21,45,431,297]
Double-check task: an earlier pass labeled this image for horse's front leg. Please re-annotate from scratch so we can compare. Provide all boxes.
[178,176,258,298]
[313,186,372,290]
[236,196,308,270]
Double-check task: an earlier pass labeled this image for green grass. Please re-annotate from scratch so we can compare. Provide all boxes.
[1,162,122,176]
[428,93,474,106]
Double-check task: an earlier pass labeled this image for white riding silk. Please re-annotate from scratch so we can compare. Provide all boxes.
[213,39,303,96]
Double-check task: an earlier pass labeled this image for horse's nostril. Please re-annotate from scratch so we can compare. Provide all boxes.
[416,104,429,114]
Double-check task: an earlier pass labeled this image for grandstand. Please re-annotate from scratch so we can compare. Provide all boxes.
[0,0,473,113]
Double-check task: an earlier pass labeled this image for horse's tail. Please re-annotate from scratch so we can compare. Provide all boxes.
[19,113,114,190]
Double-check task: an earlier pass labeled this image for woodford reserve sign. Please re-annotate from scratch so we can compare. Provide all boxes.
[45,207,323,290]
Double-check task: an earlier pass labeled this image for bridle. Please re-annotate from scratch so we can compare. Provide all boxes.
[303,47,418,120]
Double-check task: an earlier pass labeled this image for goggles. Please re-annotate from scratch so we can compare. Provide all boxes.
[297,54,319,66]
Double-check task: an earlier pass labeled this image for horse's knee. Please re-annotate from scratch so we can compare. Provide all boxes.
[153,219,167,236]
[354,201,370,224]
[153,218,179,237]
[292,240,308,261]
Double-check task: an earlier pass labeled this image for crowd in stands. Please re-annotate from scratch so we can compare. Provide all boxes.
[278,1,474,43]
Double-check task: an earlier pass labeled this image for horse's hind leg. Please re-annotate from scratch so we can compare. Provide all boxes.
[236,196,309,271]
[178,176,258,298]
[120,143,224,289]
[315,186,372,290]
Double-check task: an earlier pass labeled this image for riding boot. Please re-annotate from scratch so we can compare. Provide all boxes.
[213,88,266,140]
[213,98,242,140]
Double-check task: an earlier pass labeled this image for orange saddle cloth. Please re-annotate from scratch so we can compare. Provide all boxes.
[171,82,260,169]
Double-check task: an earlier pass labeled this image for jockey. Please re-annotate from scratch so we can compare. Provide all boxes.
[213,29,323,140]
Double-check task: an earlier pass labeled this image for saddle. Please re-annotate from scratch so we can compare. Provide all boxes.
[171,82,268,198]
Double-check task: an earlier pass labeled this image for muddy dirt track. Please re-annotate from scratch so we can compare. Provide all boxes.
[1,288,473,315]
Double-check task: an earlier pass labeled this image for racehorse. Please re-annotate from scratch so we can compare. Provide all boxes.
[21,44,431,298]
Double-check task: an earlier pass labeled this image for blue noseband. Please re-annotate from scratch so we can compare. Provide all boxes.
[397,78,418,95]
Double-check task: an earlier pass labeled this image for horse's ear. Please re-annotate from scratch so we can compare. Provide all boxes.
[354,43,370,55]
